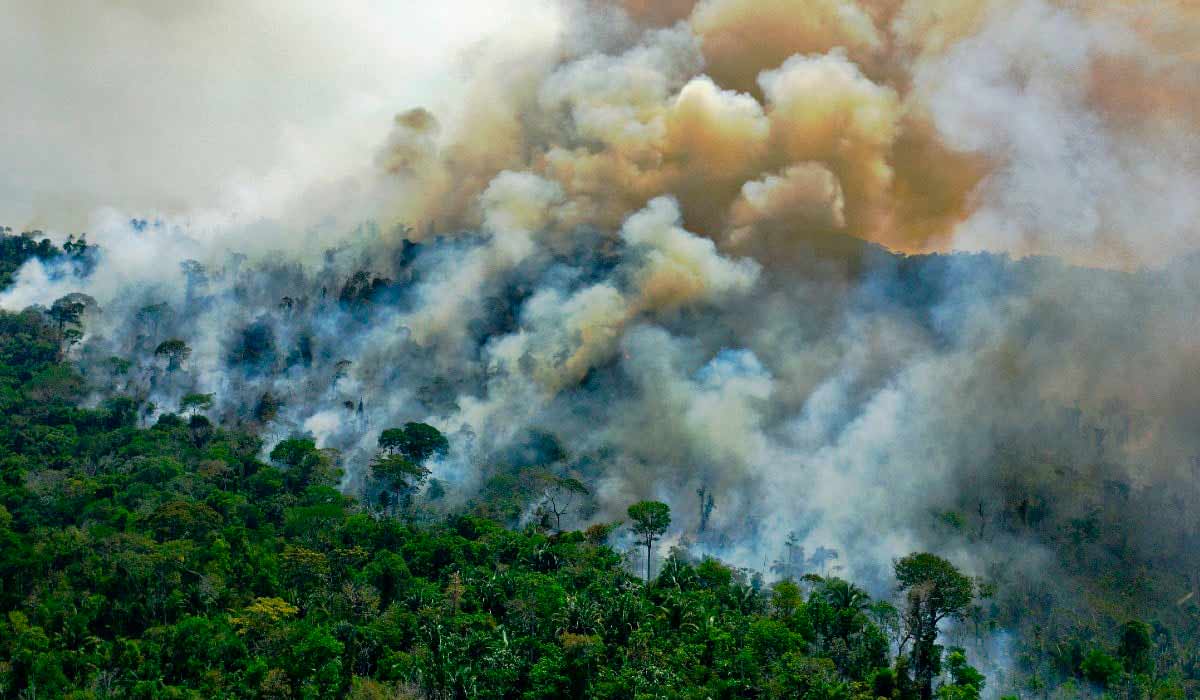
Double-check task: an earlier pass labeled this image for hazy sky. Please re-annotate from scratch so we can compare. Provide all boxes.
[0,0,558,230]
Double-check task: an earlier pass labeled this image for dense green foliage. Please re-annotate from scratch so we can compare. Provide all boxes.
[0,308,986,699]
[0,238,1194,698]
[0,229,95,289]
[0,230,60,289]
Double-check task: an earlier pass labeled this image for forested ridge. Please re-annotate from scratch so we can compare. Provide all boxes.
[0,232,1193,699]
[0,296,951,699]
[4,0,1200,694]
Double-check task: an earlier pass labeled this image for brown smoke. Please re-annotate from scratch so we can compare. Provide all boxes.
[371,0,1199,272]
[619,0,697,26]
[691,0,892,92]
[8,0,1200,626]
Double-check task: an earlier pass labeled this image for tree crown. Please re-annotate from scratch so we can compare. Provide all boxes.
[627,500,671,541]
[894,552,973,619]
[378,422,448,463]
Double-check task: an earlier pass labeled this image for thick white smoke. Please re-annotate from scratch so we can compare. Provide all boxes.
[3,9,1200,689]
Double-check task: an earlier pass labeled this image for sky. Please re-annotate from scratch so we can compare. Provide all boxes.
[0,0,559,230]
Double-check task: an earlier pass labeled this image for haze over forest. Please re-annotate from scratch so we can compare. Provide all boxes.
[1,1,1199,698]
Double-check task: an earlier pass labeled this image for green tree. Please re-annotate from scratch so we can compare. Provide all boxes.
[371,424,446,516]
[270,437,341,491]
[155,338,192,371]
[370,452,430,515]
[627,500,670,580]
[47,294,94,359]
[61,327,82,353]
[937,648,985,700]
[378,422,449,463]
[1117,619,1153,676]
[179,392,214,417]
[1081,648,1123,688]
[47,293,90,334]
[894,553,974,700]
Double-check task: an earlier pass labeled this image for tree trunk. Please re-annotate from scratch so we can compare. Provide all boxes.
[916,633,936,700]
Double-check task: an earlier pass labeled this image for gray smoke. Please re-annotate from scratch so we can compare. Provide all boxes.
[3,5,1200,692]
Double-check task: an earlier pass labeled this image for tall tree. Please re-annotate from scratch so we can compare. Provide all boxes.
[894,553,974,700]
[155,339,192,372]
[696,486,715,533]
[1117,619,1153,676]
[627,500,671,581]
[371,423,446,515]
[47,293,95,356]
[378,422,449,463]
[180,259,208,306]
[180,393,214,417]
[47,295,85,334]
[370,453,429,516]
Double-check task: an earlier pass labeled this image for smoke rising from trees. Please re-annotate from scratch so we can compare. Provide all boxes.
[2,1,1199,657]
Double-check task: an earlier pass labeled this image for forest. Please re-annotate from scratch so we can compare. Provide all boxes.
[0,231,1192,699]
[3,0,1200,696]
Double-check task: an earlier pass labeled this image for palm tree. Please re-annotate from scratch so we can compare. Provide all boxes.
[820,577,874,644]
[820,578,871,615]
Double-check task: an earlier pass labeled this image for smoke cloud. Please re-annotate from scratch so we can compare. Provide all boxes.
[4,2,1200,685]
[0,0,561,231]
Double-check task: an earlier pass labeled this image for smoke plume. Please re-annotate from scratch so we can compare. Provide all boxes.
[4,2,1200,686]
